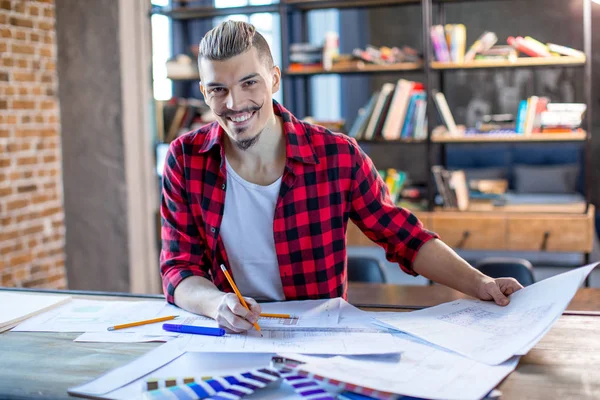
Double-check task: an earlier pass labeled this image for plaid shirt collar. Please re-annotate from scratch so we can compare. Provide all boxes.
[197,99,319,165]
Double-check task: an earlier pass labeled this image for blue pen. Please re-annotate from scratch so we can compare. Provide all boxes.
[163,323,226,337]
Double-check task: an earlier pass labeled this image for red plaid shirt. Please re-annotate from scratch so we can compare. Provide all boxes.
[160,101,438,303]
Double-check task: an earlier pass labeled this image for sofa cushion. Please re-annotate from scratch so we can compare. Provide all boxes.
[513,163,580,194]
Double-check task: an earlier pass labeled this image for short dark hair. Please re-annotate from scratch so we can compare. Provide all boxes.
[198,21,274,74]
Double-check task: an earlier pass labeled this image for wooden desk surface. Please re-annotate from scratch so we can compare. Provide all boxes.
[0,286,599,399]
[348,283,600,312]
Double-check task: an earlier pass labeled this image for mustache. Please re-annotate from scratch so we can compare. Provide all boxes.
[215,102,264,118]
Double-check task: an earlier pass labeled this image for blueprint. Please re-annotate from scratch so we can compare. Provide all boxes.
[374,263,598,364]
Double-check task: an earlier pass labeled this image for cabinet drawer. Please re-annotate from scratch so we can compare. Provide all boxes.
[430,214,507,250]
[507,216,593,252]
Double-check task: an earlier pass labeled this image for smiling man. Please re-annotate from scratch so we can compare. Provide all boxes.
[160,21,523,333]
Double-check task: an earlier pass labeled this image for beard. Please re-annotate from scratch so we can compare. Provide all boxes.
[234,129,263,151]
[214,100,266,151]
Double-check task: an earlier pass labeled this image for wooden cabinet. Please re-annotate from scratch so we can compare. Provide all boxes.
[429,213,506,250]
[347,206,595,254]
[507,214,594,253]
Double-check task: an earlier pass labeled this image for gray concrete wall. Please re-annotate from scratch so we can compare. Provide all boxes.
[55,0,130,291]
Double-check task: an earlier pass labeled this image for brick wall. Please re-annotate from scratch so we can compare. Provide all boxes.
[0,0,66,289]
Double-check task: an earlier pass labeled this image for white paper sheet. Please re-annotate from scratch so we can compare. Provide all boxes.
[374,263,598,365]
[179,327,403,355]
[279,332,520,400]
[74,332,177,343]
[0,292,71,331]
[13,299,179,334]
[257,298,341,328]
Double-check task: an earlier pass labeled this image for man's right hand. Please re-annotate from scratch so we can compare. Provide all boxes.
[214,293,261,333]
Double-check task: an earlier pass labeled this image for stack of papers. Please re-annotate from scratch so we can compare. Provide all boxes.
[373,263,598,365]
[8,263,595,400]
[0,292,71,332]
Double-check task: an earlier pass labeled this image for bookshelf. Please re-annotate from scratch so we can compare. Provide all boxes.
[285,61,423,76]
[430,56,586,70]
[431,131,587,144]
[151,0,593,217]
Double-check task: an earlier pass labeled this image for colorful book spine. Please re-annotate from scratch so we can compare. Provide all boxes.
[449,24,466,63]
[401,92,425,138]
[430,25,450,62]
[465,31,497,62]
[547,43,585,58]
[523,36,553,57]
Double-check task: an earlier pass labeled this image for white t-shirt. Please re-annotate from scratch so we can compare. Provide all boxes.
[219,157,285,301]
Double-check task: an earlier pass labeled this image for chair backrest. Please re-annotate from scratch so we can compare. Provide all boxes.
[347,256,387,283]
[474,257,535,287]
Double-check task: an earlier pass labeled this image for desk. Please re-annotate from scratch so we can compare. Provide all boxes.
[0,286,599,399]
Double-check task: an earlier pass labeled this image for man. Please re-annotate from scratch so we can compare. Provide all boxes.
[160,21,522,334]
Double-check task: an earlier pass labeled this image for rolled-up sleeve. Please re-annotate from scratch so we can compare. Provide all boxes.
[160,141,211,304]
[348,140,439,276]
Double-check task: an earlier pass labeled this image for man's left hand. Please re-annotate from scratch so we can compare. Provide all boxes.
[476,277,523,306]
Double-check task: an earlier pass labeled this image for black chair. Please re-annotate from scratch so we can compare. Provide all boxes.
[347,256,387,283]
[474,257,535,287]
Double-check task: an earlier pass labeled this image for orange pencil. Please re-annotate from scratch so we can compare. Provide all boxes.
[260,313,292,319]
[107,315,178,331]
[220,264,262,335]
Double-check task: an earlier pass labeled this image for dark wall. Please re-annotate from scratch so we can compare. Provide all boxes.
[55,0,130,291]
[363,0,600,205]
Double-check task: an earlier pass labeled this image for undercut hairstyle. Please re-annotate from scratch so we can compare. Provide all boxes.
[198,21,274,75]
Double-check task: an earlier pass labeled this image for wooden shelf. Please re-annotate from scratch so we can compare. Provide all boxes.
[153,4,280,20]
[285,61,423,76]
[431,131,587,143]
[167,73,199,81]
[357,138,426,144]
[285,0,420,10]
[285,0,490,10]
[431,56,586,70]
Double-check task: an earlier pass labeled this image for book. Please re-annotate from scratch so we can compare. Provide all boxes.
[431,25,450,62]
[447,24,466,63]
[531,97,549,133]
[522,96,538,135]
[347,91,379,140]
[432,90,458,134]
[546,103,587,113]
[363,83,395,140]
[401,91,426,138]
[449,170,469,211]
[547,43,585,58]
[382,79,418,140]
[413,98,428,139]
[432,165,452,208]
[515,100,528,134]
[465,31,497,62]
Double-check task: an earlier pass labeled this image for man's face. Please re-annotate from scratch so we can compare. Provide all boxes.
[199,47,280,150]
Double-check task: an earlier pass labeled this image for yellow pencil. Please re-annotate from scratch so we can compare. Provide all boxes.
[220,264,262,334]
[260,313,292,319]
[107,315,178,331]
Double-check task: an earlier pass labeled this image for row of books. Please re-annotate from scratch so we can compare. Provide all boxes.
[431,25,584,63]
[432,166,469,211]
[288,43,422,71]
[157,98,215,143]
[428,89,586,137]
[378,169,407,204]
[515,98,586,134]
[347,79,429,141]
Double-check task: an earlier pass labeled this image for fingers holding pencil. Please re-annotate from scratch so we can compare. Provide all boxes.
[219,264,263,336]
[216,293,261,334]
